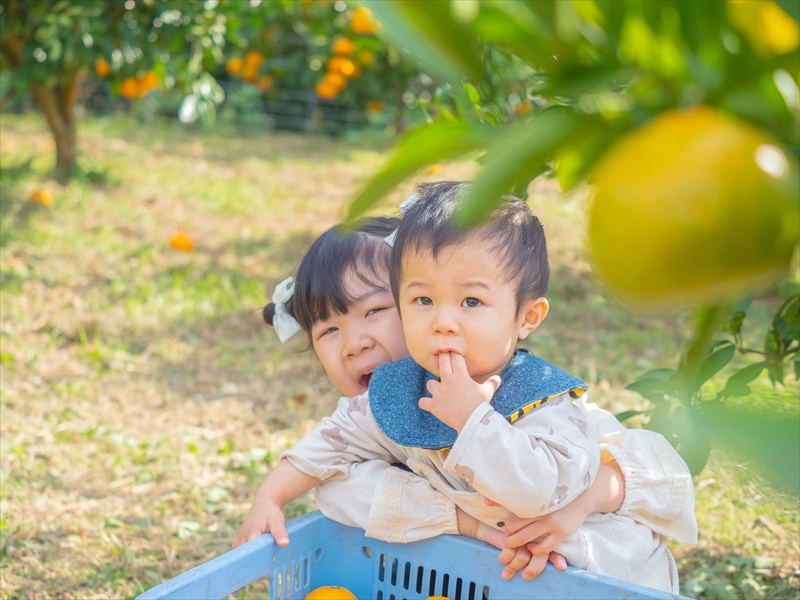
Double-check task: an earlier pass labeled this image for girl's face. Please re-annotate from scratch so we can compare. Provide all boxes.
[311,269,409,397]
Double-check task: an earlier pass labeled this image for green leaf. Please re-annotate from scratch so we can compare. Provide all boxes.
[364,0,486,84]
[629,367,675,383]
[456,108,589,227]
[625,377,676,404]
[615,409,645,423]
[345,120,492,223]
[554,124,625,192]
[695,341,735,389]
[718,361,766,399]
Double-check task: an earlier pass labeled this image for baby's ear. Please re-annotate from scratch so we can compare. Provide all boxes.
[518,297,549,339]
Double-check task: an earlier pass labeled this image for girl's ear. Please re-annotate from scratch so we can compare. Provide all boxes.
[517,297,549,340]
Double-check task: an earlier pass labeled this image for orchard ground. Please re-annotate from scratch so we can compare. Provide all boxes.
[0,113,798,599]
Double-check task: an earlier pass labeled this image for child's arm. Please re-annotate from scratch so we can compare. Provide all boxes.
[233,458,321,548]
[574,396,698,544]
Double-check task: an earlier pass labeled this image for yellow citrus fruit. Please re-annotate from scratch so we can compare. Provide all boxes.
[727,0,799,56]
[95,58,110,77]
[315,81,339,100]
[332,37,355,56]
[588,105,799,308]
[305,586,357,600]
[323,71,347,91]
[366,100,384,113]
[515,101,530,116]
[226,57,243,75]
[426,597,451,600]
[356,49,375,67]
[350,7,381,35]
[119,77,138,99]
[28,188,53,205]
[169,232,194,252]
[257,75,273,92]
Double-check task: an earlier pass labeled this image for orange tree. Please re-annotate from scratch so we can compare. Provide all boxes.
[347,0,800,488]
[0,0,426,180]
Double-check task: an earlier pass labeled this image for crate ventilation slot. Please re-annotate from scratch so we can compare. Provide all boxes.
[376,553,491,600]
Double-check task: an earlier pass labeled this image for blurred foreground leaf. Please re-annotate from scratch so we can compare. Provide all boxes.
[345,120,492,222]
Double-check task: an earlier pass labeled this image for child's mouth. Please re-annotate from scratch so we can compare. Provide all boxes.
[359,370,374,389]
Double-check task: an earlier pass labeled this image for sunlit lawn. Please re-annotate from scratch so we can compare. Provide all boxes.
[0,113,797,599]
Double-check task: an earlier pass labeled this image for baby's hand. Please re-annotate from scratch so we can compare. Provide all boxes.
[503,491,592,556]
[232,499,289,549]
[419,352,501,432]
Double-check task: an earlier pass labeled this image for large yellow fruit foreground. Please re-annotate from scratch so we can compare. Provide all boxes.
[587,105,798,308]
[305,585,357,600]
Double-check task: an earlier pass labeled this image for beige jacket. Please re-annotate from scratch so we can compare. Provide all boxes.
[284,394,696,593]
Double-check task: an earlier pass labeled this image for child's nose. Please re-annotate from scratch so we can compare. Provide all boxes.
[432,308,459,335]
[343,328,373,357]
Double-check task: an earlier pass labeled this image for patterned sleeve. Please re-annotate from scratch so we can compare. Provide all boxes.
[444,394,600,518]
[281,394,407,482]
[315,461,459,543]
[575,396,698,544]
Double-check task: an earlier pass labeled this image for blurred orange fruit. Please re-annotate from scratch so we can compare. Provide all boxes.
[350,7,381,35]
[323,71,347,90]
[257,75,273,92]
[305,586,357,600]
[356,49,375,67]
[119,77,138,99]
[139,71,159,94]
[315,81,339,100]
[241,64,258,82]
[333,37,355,56]
[95,58,110,77]
[169,232,194,252]
[244,50,264,67]
[588,105,799,308]
[515,101,530,116]
[367,100,384,113]
[226,57,243,75]
[28,188,53,205]
[337,58,356,77]
[326,56,344,73]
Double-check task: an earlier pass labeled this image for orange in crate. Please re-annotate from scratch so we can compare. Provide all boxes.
[305,586,357,600]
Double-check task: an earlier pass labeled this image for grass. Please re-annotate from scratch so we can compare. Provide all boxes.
[0,112,798,599]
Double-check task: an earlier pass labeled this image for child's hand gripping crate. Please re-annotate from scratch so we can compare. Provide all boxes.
[138,511,691,600]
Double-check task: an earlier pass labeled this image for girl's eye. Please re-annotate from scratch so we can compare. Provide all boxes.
[462,297,481,308]
[366,307,386,317]
[415,297,433,306]
[318,326,338,339]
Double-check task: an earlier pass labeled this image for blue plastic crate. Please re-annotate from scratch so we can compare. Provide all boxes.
[138,511,691,600]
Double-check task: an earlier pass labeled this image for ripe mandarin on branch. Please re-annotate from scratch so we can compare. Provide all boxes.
[350,7,381,35]
[226,57,243,75]
[588,105,799,308]
[95,58,110,77]
[332,37,355,56]
[304,586,357,600]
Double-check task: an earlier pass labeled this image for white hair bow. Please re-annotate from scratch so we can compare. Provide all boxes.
[271,277,301,343]
[384,193,419,248]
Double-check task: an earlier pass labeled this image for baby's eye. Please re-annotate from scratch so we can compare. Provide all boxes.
[462,297,481,308]
[366,307,386,317]
[415,297,433,306]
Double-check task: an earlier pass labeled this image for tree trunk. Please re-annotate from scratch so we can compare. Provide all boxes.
[30,70,81,183]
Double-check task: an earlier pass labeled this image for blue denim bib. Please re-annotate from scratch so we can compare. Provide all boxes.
[369,349,588,450]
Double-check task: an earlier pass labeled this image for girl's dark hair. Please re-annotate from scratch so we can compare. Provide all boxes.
[264,216,400,337]
[390,181,549,312]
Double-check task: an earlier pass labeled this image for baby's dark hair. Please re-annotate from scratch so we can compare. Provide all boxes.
[264,216,400,337]
[390,181,549,312]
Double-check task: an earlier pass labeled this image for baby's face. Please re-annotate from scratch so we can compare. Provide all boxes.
[397,240,546,383]
[311,270,409,397]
